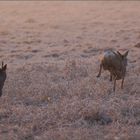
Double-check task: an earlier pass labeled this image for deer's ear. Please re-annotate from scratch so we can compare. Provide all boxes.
[123,50,129,57]
[117,51,122,58]
[2,64,7,71]
[2,61,4,67]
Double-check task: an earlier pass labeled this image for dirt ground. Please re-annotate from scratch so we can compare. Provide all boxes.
[0,1,140,140]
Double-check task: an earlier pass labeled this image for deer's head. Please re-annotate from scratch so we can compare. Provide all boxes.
[117,50,129,75]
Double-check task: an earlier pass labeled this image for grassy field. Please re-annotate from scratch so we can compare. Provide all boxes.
[0,1,140,140]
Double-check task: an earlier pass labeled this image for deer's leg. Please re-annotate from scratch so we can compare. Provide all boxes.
[97,64,102,77]
[113,76,117,92]
[110,73,112,81]
[121,77,124,89]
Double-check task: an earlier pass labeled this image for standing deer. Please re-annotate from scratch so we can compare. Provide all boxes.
[0,62,7,97]
[97,50,129,91]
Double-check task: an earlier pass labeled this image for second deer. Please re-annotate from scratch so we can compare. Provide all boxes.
[0,62,7,97]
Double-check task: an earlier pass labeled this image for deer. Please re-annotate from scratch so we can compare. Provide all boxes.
[97,50,129,91]
[0,62,7,97]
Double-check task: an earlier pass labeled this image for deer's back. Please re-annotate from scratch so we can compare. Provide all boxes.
[101,51,122,71]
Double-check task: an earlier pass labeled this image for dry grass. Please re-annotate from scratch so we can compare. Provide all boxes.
[0,58,139,140]
[0,1,140,140]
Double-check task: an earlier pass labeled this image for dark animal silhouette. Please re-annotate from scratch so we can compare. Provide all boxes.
[0,62,7,97]
[97,50,129,91]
